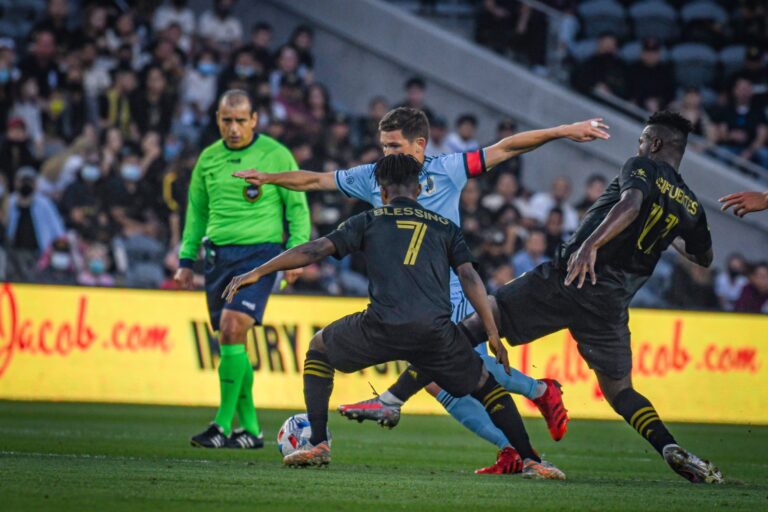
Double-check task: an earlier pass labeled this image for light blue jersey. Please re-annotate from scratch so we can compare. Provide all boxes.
[334,151,487,338]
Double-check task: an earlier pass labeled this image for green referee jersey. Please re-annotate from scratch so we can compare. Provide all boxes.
[178,134,310,266]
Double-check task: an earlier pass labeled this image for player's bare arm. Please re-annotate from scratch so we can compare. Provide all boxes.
[719,190,768,217]
[671,237,714,268]
[456,262,509,374]
[565,189,643,288]
[223,238,336,302]
[232,169,338,191]
[483,118,610,170]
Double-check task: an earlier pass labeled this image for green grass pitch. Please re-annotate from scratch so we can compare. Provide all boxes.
[0,401,766,511]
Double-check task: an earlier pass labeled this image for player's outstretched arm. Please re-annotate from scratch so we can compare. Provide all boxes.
[222,238,336,302]
[232,169,338,191]
[565,189,643,288]
[483,118,610,170]
[456,262,509,374]
[719,190,768,217]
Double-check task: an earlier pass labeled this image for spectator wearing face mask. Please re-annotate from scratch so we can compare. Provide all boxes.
[60,158,108,239]
[105,145,161,239]
[218,49,264,97]
[6,167,65,280]
[183,48,220,117]
[78,241,115,287]
[37,236,79,285]
[715,253,749,311]
[734,262,768,314]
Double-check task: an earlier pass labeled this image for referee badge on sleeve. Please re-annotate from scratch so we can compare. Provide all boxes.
[243,184,262,203]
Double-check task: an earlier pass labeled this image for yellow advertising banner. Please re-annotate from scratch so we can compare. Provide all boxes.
[0,283,765,424]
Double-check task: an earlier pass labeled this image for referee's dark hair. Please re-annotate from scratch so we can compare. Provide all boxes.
[375,154,422,191]
[218,89,254,113]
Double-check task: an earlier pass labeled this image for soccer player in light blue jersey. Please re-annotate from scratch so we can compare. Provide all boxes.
[235,107,609,474]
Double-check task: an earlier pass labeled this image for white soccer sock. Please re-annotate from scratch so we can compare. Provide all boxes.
[379,390,404,406]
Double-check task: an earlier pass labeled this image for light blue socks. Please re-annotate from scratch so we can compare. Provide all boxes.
[480,354,540,399]
[436,390,509,450]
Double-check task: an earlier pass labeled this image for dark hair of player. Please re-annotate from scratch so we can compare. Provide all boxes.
[374,154,422,193]
[219,89,253,114]
[378,107,430,142]
[646,111,693,137]
[645,110,692,156]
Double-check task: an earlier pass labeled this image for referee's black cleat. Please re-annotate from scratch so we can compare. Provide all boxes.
[190,423,227,448]
[225,428,264,449]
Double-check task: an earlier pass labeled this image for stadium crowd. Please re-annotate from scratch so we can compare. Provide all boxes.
[473,0,768,171]
[0,0,766,314]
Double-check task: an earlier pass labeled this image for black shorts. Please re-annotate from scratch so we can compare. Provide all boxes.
[322,311,484,397]
[494,262,632,380]
[203,241,281,331]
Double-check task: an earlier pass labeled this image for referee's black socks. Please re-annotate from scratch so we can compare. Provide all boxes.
[303,350,335,445]
[470,374,539,462]
[611,388,676,455]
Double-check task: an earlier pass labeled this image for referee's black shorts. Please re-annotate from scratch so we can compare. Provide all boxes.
[322,311,484,397]
[493,262,632,380]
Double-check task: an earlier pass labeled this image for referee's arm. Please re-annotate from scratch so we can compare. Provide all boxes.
[176,159,208,285]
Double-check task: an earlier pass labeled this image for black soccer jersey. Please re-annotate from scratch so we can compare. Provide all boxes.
[326,196,476,327]
[562,156,712,310]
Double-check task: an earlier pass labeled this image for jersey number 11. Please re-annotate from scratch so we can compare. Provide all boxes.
[637,203,679,254]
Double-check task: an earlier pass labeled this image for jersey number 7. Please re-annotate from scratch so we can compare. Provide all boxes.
[396,221,428,265]
[637,203,679,254]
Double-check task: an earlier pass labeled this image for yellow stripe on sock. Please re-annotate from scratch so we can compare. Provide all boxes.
[304,360,332,370]
[303,362,333,373]
[304,369,333,379]
[482,385,504,404]
[630,407,655,428]
[632,411,656,431]
[637,414,659,435]
[483,388,507,409]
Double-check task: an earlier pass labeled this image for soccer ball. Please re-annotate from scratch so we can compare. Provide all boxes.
[276,413,331,457]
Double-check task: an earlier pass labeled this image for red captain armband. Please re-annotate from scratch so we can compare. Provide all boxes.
[463,150,487,178]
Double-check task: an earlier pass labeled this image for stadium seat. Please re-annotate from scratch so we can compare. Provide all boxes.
[620,40,669,62]
[628,1,679,42]
[671,43,718,88]
[719,45,746,78]
[578,0,628,40]
[569,38,598,62]
[680,1,728,25]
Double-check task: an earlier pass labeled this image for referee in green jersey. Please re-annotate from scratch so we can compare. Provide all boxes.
[175,90,310,449]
